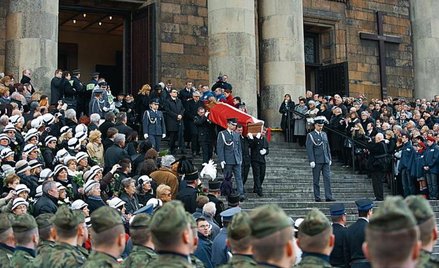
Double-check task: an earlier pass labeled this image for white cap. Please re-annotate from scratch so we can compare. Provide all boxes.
[55,182,66,190]
[71,199,88,210]
[108,197,126,209]
[35,185,43,198]
[146,198,163,209]
[23,144,38,154]
[63,155,77,165]
[84,179,99,194]
[39,168,53,182]
[76,152,88,162]
[31,118,43,129]
[0,147,14,159]
[138,175,152,185]
[41,113,55,125]
[15,184,30,195]
[11,198,29,211]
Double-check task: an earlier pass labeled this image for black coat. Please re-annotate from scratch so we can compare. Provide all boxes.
[240,135,251,165]
[104,144,130,172]
[42,147,56,169]
[120,192,140,215]
[72,76,84,94]
[50,77,63,105]
[279,101,295,130]
[178,88,194,109]
[86,196,106,214]
[99,121,115,139]
[346,218,369,264]
[136,94,150,120]
[115,123,134,136]
[61,78,76,99]
[207,194,225,227]
[176,185,197,213]
[194,115,214,143]
[164,98,185,132]
[249,137,269,163]
[330,223,349,267]
[33,194,58,217]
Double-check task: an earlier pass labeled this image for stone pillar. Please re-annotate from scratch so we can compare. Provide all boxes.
[259,0,305,128]
[208,0,257,117]
[411,0,439,99]
[6,0,58,96]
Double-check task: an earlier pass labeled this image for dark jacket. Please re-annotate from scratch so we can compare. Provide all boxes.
[249,136,269,163]
[85,196,106,214]
[99,120,115,139]
[61,78,76,99]
[346,218,369,264]
[115,123,134,136]
[194,115,213,143]
[176,185,197,213]
[120,192,140,215]
[33,193,58,217]
[279,100,295,130]
[194,233,214,268]
[330,223,349,267]
[164,98,185,132]
[50,76,63,105]
[104,144,130,172]
[424,144,439,174]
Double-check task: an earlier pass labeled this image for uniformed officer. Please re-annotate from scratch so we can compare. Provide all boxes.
[123,214,157,267]
[306,116,335,202]
[0,213,15,266]
[85,72,100,114]
[143,98,166,152]
[405,195,439,268]
[32,206,87,267]
[207,180,225,227]
[176,169,199,213]
[295,208,334,267]
[249,204,295,268]
[218,211,257,267]
[148,200,194,268]
[82,206,126,268]
[217,118,245,201]
[364,196,421,268]
[34,213,55,256]
[346,199,373,268]
[212,207,242,266]
[329,203,349,267]
[10,213,39,267]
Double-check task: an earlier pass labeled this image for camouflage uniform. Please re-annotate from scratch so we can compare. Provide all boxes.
[36,239,55,256]
[296,254,333,268]
[148,253,194,268]
[77,245,90,258]
[82,250,121,268]
[191,254,206,268]
[33,242,87,268]
[0,213,14,267]
[123,245,157,267]
[10,247,35,268]
[10,214,38,268]
[218,254,257,268]
[417,250,439,268]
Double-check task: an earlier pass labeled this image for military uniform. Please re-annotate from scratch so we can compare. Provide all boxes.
[191,254,206,268]
[123,245,157,267]
[212,208,242,266]
[297,253,333,268]
[329,204,348,267]
[417,250,439,268]
[10,214,38,268]
[0,213,14,266]
[36,239,55,256]
[83,250,121,268]
[35,213,56,257]
[207,181,225,227]
[148,252,194,268]
[142,99,166,152]
[218,254,257,268]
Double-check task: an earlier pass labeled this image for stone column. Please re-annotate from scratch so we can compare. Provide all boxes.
[259,0,305,128]
[411,0,439,99]
[208,0,257,117]
[6,0,58,96]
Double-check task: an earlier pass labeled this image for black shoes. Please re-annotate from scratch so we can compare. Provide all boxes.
[326,198,336,202]
[315,198,322,202]
[239,196,246,202]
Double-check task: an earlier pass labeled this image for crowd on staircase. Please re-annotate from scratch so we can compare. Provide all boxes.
[280,92,439,201]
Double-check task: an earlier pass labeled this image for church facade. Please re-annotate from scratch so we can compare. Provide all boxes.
[0,0,435,127]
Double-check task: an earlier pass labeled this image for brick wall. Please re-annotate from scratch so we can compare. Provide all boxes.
[158,0,208,89]
[304,0,413,99]
[0,0,7,73]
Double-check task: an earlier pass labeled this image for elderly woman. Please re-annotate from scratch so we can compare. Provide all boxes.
[136,175,155,206]
[149,155,179,199]
[11,198,28,216]
[156,184,172,204]
[58,126,73,150]
[119,178,140,215]
[84,179,106,214]
[2,173,20,196]
[294,98,308,146]
[86,129,104,166]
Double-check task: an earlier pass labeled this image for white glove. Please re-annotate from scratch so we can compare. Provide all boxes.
[260,149,267,155]
[205,111,210,117]
[329,160,332,166]
[221,161,226,169]
[144,133,148,139]
[247,133,254,139]
[256,133,261,139]
[310,162,316,168]
[162,133,166,138]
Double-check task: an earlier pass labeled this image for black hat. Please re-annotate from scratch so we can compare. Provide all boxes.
[329,203,346,216]
[72,69,80,75]
[208,180,221,192]
[150,98,160,105]
[91,72,100,77]
[227,193,240,207]
[227,118,238,125]
[98,81,107,87]
[184,170,199,181]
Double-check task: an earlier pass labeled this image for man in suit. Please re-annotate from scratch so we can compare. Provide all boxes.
[176,169,198,213]
[216,118,245,201]
[329,203,349,268]
[248,128,269,197]
[165,89,185,154]
[306,117,335,202]
[194,106,214,164]
[346,199,373,268]
[104,133,129,173]
[143,98,166,152]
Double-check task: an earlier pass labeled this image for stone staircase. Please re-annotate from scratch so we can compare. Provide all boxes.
[187,140,439,253]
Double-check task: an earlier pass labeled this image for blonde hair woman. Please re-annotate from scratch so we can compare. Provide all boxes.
[86,130,104,166]
[136,84,152,120]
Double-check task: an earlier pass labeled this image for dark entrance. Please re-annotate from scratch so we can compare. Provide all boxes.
[58,0,155,95]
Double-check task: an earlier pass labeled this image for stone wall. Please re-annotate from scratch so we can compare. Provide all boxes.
[0,0,7,73]
[158,0,209,89]
[304,0,414,99]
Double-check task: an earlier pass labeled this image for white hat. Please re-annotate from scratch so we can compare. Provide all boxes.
[28,159,43,170]
[55,149,69,162]
[60,126,72,135]
[71,199,88,210]
[15,160,31,174]
[31,118,43,129]
[74,131,87,142]
[0,147,14,159]
[76,152,88,162]
[9,115,21,125]
[63,155,77,166]
[53,164,68,176]
[0,133,10,142]
[1,164,14,176]
[84,165,102,181]
[294,218,304,230]
[15,184,30,195]
[146,198,163,209]
[35,185,43,198]
[108,197,126,209]
[24,128,39,142]
[84,179,99,194]
[44,135,57,146]
[23,144,38,155]
[42,113,55,125]
[55,182,66,190]
[11,198,29,211]
[75,124,87,135]
[85,217,91,228]
[67,138,80,150]
[39,168,53,182]
[138,175,152,185]
[3,124,16,133]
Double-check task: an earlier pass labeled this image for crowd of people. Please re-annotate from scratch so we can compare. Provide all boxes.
[280,91,439,201]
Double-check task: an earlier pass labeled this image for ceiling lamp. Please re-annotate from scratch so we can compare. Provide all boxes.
[98,21,102,26]
[83,13,87,18]
[109,16,113,20]
[73,19,76,24]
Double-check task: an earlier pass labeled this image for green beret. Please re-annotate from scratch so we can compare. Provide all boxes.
[299,208,331,236]
[250,204,291,239]
[228,211,252,240]
[0,213,12,233]
[130,214,152,229]
[405,195,434,224]
[90,206,123,233]
[12,214,37,233]
[35,213,54,229]
[369,196,416,232]
[150,201,189,236]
